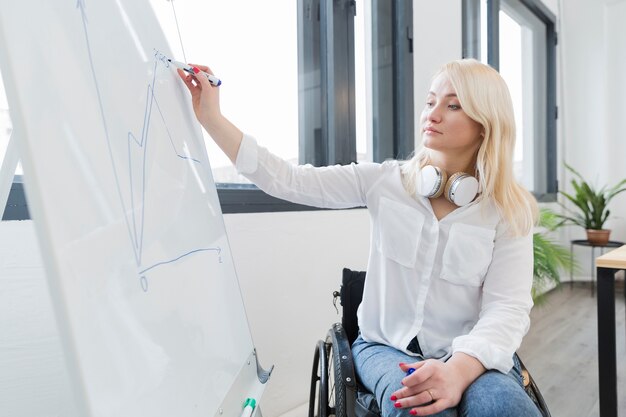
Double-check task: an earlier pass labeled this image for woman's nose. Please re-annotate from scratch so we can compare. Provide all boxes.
[426,106,442,123]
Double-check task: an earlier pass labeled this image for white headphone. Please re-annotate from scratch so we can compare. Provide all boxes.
[415,165,479,207]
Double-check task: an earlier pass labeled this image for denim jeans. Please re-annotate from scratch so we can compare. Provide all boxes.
[352,336,542,417]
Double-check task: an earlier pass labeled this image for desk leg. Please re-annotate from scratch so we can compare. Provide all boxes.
[570,242,574,289]
[597,267,617,417]
[591,247,595,296]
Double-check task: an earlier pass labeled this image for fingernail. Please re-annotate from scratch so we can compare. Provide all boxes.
[390,395,397,401]
[394,402,402,408]
[410,409,418,416]
[399,362,406,367]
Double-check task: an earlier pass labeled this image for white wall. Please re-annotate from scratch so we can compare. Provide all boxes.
[602,0,626,240]
[413,1,463,144]
[558,0,626,280]
[224,210,370,416]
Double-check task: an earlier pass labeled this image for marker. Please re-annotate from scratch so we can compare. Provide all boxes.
[241,398,256,417]
[406,368,415,376]
[168,59,222,86]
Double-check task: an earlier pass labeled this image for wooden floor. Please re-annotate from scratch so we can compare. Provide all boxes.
[518,281,626,417]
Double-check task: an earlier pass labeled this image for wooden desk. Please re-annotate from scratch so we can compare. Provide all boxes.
[595,245,626,417]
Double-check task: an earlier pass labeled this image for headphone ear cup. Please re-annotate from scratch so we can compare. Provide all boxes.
[444,172,479,206]
[416,165,447,198]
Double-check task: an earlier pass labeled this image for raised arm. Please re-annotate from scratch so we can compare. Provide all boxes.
[177,64,242,163]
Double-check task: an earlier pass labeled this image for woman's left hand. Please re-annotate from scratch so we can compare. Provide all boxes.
[390,353,485,416]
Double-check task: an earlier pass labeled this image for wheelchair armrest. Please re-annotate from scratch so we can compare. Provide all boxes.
[328,322,357,390]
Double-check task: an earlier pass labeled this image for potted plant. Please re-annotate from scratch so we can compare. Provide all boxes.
[533,208,576,301]
[557,162,626,245]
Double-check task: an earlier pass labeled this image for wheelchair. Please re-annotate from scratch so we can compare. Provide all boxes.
[309,268,551,417]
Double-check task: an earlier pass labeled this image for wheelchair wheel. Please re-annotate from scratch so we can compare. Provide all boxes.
[309,329,348,417]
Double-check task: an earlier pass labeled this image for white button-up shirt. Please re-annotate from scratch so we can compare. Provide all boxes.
[235,134,534,373]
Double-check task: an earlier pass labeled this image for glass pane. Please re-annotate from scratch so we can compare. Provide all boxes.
[0,72,22,176]
[152,1,298,184]
[498,0,548,194]
[480,0,488,64]
[498,10,530,189]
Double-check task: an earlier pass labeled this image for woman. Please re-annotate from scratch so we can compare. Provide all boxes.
[178,59,540,417]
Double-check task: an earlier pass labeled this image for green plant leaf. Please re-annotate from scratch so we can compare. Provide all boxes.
[532,207,579,302]
[560,162,626,230]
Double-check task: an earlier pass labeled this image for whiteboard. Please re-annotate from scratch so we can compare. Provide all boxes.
[0,221,79,417]
[0,1,269,416]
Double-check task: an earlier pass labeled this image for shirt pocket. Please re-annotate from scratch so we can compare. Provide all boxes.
[377,197,425,268]
[441,223,495,286]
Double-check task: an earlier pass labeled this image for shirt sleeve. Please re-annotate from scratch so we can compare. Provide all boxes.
[450,224,534,374]
[234,133,376,209]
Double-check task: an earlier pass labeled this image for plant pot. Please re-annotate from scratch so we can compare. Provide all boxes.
[586,229,611,246]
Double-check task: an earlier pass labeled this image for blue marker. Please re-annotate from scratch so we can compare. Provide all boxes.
[168,59,222,86]
[406,368,416,376]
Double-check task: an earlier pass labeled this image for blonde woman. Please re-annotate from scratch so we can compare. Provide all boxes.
[179,59,540,417]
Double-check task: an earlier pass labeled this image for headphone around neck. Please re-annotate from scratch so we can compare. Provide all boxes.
[415,165,479,207]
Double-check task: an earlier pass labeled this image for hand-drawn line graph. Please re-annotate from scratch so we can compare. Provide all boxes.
[76,0,221,291]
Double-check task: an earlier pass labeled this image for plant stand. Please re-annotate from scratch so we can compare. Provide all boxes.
[569,239,624,296]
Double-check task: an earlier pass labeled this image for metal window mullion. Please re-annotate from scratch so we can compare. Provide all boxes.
[298,0,325,166]
[340,0,356,164]
[462,0,481,59]
[545,22,557,193]
[392,0,414,160]
[487,0,500,70]
[371,0,393,162]
[321,0,356,165]
[320,0,331,166]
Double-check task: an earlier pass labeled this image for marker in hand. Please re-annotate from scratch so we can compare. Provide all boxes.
[168,59,222,86]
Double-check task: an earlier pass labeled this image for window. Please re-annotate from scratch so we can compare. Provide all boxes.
[369,0,414,162]
[463,0,557,200]
[2,0,415,218]
[0,72,27,221]
[152,0,299,185]
[0,73,13,170]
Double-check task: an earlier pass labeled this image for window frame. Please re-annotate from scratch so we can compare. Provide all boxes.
[462,0,558,202]
[2,175,28,220]
[370,0,414,162]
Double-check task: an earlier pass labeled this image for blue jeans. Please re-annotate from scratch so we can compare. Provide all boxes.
[352,336,542,417]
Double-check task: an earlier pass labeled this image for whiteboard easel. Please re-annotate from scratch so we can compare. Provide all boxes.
[0,1,271,415]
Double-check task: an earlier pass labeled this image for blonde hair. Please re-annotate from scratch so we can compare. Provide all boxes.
[402,59,538,236]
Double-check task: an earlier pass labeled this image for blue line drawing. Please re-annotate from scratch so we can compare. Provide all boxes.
[126,54,202,261]
[76,0,221,291]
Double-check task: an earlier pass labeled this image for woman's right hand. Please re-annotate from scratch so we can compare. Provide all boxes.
[177,64,221,131]
[177,64,243,163]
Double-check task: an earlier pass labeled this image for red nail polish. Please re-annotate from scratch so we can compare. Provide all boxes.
[399,362,406,367]
[394,402,402,408]
[410,409,418,416]
[390,395,397,401]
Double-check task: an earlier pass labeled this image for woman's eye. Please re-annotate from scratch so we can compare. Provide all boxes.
[425,101,434,107]
[448,104,461,110]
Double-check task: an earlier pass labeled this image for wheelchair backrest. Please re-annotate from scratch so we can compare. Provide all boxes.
[339,268,367,346]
